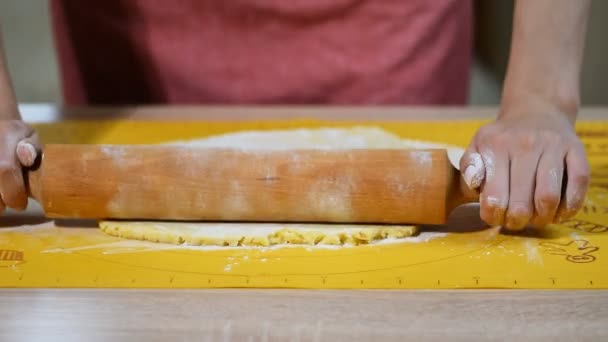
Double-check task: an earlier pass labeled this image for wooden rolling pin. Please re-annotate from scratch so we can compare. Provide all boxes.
[26,145,479,224]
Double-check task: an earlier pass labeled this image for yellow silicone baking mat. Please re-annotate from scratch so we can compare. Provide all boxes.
[1,119,607,289]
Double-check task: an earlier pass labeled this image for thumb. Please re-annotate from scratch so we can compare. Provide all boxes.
[459,149,485,190]
[16,133,41,167]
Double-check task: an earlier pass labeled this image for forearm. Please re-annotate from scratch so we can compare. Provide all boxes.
[0,27,20,120]
[501,0,591,121]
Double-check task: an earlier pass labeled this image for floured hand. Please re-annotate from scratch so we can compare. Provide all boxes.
[0,120,40,212]
[460,110,589,231]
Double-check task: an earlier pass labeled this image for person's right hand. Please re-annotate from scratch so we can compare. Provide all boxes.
[0,120,40,213]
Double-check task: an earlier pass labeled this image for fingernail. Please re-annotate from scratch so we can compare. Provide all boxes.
[566,192,586,213]
[463,165,476,188]
[506,215,526,231]
[463,165,483,189]
[483,196,508,225]
[16,141,37,167]
[493,208,507,226]
[559,208,579,222]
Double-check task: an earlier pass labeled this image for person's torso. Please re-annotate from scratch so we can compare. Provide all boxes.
[51,0,472,105]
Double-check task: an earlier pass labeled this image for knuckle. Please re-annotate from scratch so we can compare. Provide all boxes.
[0,121,32,144]
[515,134,537,150]
[488,133,509,149]
[572,138,587,150]
[540,131,561,145]
[3,120,26,132]
[475,125,497,140]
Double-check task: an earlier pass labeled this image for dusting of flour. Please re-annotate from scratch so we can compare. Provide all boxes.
[170,127,465,169]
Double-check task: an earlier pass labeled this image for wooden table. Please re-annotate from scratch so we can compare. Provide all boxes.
[1,289,607,341]
[2,105,608,341]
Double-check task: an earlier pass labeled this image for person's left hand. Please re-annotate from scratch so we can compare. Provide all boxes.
[459,105,590,231]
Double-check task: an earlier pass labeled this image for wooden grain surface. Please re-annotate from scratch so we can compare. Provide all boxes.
[1,289,607,341]
[4,105,608,341]
[31,146,477,223]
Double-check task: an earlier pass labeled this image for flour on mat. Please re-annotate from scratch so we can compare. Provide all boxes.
[524,239,544,265]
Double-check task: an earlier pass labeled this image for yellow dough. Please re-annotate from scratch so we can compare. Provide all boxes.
[100,221,418,247]
[99,127,460,247]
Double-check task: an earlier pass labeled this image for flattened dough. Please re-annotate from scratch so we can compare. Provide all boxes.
[100,127,461,246]
[100,221,418,247]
